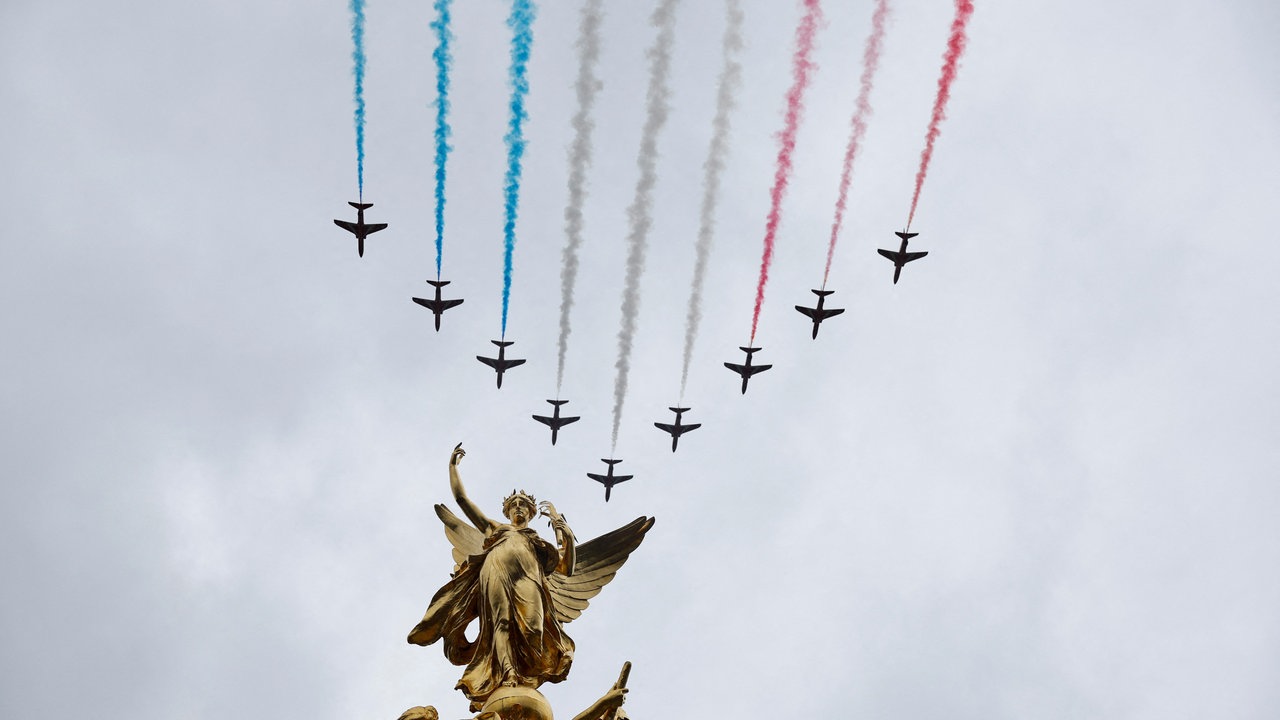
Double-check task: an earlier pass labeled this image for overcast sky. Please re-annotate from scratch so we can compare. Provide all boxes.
[2,0,1278,718]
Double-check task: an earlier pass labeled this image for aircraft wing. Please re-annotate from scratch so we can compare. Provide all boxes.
[724,362,747,375]
[744,364,772,377]
[795,305,818,319]
[877,248,903,262]
[534,415,577,428]
[654,422,677,434]
[365,223,388,234]
[902,251,928,263]
[413,297,464,311]
[334,219,358,234]
[819,307,845,320]
[683,422,702,433]
[477,356,500,369]
[503,358,527,370]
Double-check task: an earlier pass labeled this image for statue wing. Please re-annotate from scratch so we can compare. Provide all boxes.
[435,503,485,573]
[546,516,655,623]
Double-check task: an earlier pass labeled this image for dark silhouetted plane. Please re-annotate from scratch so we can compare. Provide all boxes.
[724,346,772,394]
[532,400,580,446]
[587,458,632,502]
[476,340,526,389]
[411,280,464,331]
[794,289,846,339]
[333,202,388,257]
[876,231,928,284]
[654,407,701,452]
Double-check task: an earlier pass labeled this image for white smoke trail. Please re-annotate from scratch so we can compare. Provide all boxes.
[679,0,743,399]
[555,0,604,394]
[611,0,680,450]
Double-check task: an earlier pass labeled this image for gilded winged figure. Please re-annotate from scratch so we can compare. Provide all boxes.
[408,444,654,711]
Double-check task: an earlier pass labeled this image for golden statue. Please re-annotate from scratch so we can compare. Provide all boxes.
[408,444,654,716]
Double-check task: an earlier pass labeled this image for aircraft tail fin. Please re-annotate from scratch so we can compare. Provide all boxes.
[427,280,451,288]
[668,407,690,413]
[895,231,918,241]
[811,289,835,297]
[492,340,515,348]
[349,201,373,210]
[738,346,761,355]
[547,399,569,407]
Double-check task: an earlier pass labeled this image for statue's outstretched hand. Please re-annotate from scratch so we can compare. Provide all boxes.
[450,443,466,467]
[539,501,567,530]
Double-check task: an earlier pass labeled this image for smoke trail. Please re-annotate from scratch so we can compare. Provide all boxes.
[749,0,822,343]
[431,0,454,279]
[906,0,974,230]
[555,0,604,394]
[823,0,889,287]
[501,0,536,337]
[679,0,743,399]
[611,0,680,450]
[349,0,367,199]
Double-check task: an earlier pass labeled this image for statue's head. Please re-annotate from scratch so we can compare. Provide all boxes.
[397,706,438,720]
[502,490,537,525]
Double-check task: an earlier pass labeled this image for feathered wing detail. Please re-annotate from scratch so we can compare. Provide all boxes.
[545,516,655,623]
[435,504,485,573]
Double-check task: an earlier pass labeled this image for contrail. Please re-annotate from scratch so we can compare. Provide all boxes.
[349,0,367,199]
[611,0,680,450]
[906,0,974,230]
[749,0,822,344]
[501,0,537,338]
[824,0,889,287]
[679,0,743,399]
[555,0,604,395]
[431,0,454,279]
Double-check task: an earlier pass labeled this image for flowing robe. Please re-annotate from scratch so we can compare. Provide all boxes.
[409,524,575,708]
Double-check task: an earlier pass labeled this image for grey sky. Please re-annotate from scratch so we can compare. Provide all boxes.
[1,0,1278,718]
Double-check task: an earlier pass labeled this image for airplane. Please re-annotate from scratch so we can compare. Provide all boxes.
[876,231,928,284]
[476,340,526,389]
[332,201,388,257]
[532,399,580,446]
[654,407,701,452]
[794,289,846,339]
[724,346,772,394]
[411,280,464,331]
[587,458,633,502]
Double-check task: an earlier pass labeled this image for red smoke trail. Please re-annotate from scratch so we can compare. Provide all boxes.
[823,0,889,288]
[749,0,822,344]
[906,0,974,231]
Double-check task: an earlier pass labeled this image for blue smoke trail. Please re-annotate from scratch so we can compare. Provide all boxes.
[350,0,366,199]
[501,0,536,338]
[431,0,453,279]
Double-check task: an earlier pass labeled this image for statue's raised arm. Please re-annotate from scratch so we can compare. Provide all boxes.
[448,443,494,534]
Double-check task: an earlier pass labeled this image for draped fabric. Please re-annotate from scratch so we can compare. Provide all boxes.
[409,525,574,709]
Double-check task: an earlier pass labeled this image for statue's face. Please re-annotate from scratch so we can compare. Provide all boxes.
[505,499,534,525]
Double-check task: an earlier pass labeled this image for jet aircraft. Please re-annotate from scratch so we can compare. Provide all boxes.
[794,289,846,339]
[587,458,633,502]
[411,280,464,331]
[532,400,580,446]
[724,346,772,394]
[654,407,701,452]
[332,202,388,257]
[876,231,928,284]
[476,340,526,389]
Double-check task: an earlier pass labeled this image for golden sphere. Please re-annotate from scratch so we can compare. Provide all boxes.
[480,686,554,720]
